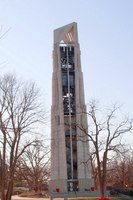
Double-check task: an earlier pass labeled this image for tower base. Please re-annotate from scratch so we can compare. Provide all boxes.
[49,179,68,194]
[49,178,95,198]
[50,190,100,200]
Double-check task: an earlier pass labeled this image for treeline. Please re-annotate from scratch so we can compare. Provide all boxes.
[107,150,133,190]
[0,74,50,200]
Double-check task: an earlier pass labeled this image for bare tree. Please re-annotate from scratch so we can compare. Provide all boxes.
[16,139,50,192]
[77,100,133,197]
[107,149,133,189]
[0,74,47,200]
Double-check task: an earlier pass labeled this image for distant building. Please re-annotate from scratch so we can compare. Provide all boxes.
[50,22,94,198]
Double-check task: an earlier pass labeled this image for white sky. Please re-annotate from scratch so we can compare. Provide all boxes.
[0,1,133,141]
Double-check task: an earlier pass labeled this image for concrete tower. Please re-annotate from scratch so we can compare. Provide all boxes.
[50,22,94,198]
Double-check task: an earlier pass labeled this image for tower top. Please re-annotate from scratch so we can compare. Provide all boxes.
[54,22,78,44]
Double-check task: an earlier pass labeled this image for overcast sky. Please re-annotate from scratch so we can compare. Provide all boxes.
[0,1,133,140]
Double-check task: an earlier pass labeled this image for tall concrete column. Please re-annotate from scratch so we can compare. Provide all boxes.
[50,22,94,197]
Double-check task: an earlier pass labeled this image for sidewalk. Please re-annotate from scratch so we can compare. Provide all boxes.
[12,195,64,200]
[119,194,133,200]
[11,194,133,200]
[12,195,49,200]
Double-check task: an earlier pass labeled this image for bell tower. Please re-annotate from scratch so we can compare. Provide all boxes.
[50,22,94,197]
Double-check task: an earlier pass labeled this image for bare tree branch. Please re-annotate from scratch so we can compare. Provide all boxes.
[76,100,133,197]
[0,74,47,200]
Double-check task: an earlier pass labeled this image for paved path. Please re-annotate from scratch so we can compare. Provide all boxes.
[12,194,133,200]
[118,194,133,200]
[12,195,64,200]
[12,195,48,200]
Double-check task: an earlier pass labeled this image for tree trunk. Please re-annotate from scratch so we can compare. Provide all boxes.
[6,180,13,200]
[1,135,6,200]
[100,153,107,197]
[100,178,106,197]
[1,189,6,200]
